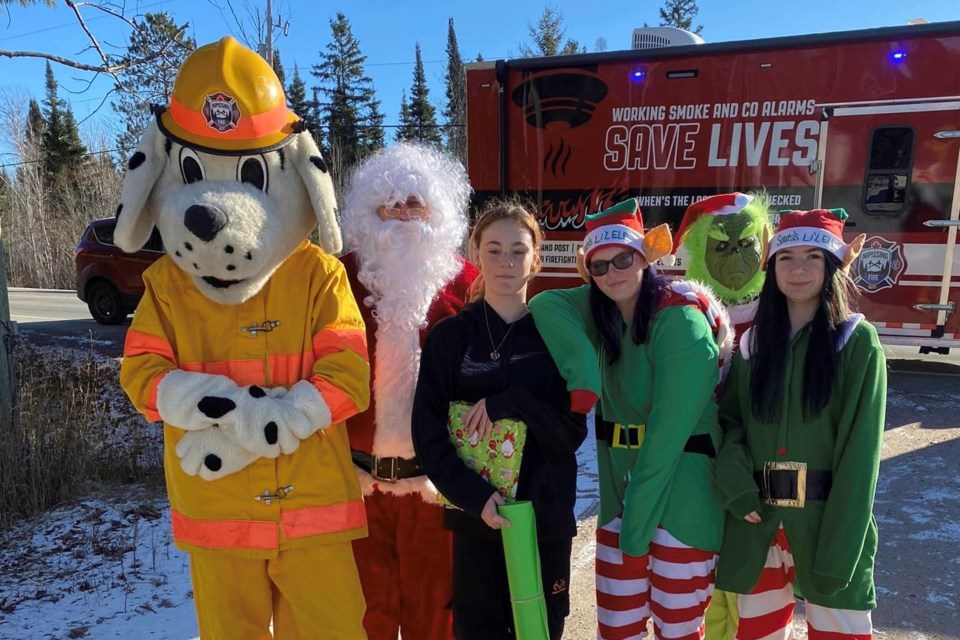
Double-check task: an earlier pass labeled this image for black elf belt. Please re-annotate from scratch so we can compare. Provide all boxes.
[597,420,716,457]
[753,461,832,508]
[351,450,424,483]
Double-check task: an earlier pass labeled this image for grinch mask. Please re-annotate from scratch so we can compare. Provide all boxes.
[704,213,763,292]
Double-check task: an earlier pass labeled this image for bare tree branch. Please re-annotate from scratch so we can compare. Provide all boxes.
[72,1,140,31]
[0,25,188,80]
[65,0,114,78]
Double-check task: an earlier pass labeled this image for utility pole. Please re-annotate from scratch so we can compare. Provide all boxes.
[265,0,274,67]
[0,226,16,432]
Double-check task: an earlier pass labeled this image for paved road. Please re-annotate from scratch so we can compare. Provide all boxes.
[6,288,128,357]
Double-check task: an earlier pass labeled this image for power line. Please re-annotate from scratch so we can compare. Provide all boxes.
[0,0,180,43]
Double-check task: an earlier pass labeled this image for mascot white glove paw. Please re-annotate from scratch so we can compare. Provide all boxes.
[156,370,243,431]
[279,380,333,438]
[197,384,312,457]
[175,426,258,481]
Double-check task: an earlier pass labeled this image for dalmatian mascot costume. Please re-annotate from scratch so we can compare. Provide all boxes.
[117,37,371,639]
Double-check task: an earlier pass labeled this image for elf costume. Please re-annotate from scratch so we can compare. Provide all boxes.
[716,208,883,640]
[529,198,732,640]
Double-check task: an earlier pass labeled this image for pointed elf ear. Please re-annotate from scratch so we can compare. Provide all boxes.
[843,233,866,271]
[759,225,772,271]
[641,224,673,264]
[576,246,590,283]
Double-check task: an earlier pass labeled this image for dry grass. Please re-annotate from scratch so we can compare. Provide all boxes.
[0,340,162,530]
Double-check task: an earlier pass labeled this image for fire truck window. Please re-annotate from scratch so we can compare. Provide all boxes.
[863,127,913,214]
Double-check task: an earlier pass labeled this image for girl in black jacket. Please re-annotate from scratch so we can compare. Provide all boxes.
[412,199,588,640]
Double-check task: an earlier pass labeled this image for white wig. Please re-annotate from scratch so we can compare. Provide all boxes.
[341,142,471,254]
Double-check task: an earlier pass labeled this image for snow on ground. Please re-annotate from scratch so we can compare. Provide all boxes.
[0,384,603,640]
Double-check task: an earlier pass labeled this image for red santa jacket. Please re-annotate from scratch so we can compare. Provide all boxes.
[341,251,478,455]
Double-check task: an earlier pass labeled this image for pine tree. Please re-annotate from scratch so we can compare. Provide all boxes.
[111,12,195,157]
[40,62,85,182]
[659,0,703,35]
[286,65,322,146]
[407,43,442,145]
[312,12,383,169]
[25,99,44,145]
[272,48,286,86]
[443,18,466,163]
[395,90,416,142]
[519,6,583,57]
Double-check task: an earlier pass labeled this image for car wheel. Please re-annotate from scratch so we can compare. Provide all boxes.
[87,280,127,325]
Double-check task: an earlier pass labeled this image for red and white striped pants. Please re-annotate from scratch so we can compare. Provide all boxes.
[736,527,872,640]
[596,517,718,640]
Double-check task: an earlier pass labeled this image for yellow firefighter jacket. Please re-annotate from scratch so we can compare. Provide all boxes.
[120,241,370,558]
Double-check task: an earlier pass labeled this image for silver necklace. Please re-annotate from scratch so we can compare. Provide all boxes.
[483,302,516,361]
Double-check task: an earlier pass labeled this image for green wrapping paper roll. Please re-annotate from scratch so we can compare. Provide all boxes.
[499,501,550,640]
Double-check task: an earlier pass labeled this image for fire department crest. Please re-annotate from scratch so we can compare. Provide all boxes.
[852,236,906,293]
[202,92,241,133]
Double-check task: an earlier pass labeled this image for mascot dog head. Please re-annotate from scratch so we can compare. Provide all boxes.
[114,36,339,305]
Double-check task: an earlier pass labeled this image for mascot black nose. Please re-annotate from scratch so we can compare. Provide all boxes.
[184,204,228,242]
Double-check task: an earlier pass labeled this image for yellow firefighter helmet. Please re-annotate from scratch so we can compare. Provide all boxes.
[157,36,300,154]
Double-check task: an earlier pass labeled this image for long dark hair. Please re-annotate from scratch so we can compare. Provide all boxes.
[749,250,855,422]
[589,264,664,364]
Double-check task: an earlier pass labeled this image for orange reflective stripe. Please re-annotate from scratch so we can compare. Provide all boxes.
[145,371,169,423]
[169,96,291,140]
[124,329,176,363]
[171,509,278,550]
[313,378,360,424]
[268,353,310,387]
[180,360,266,386]
[281,499,366,540]
[312,327,368,361]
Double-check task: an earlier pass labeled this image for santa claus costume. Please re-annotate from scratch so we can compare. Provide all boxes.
[339,143,478,640]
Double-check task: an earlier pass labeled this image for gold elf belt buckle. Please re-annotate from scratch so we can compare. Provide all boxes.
[762,460,807,508]
[612,423,646,450]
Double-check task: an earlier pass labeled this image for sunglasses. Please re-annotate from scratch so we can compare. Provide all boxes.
[587,251,638,277]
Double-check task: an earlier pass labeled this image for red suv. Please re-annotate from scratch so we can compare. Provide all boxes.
[75,218,164,324]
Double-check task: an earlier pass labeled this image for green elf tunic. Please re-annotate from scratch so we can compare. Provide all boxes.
[716,316,886,610]
[529,284,725,556]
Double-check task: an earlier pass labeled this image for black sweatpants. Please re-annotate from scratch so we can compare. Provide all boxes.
[451,532,572,640]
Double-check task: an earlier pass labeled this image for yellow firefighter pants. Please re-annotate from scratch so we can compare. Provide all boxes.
[190,542,367,640]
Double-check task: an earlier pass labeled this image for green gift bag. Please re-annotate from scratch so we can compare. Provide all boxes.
[499,501,550,640]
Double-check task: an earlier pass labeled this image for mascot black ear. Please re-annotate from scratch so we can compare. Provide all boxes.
[289,130,342,255]
[115,121,167,253]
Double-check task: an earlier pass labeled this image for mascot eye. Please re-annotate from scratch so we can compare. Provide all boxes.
[739,238,754,248]
[238,156,268,192]
[179,148,205,184]
[716,241,729,252]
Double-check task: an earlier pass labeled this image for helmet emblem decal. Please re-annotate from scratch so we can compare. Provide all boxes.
[202,92,241,133]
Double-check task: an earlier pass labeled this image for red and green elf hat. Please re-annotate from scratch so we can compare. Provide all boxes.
[762,208,866,269]
[674,192,754,247]
[581,198,672,264]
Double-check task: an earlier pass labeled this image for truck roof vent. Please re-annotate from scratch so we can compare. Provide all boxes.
[631,26,704,50]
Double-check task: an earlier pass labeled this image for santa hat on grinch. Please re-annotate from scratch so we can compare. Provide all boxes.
[665,192,754,266]
[578,198,672,280]
[762,207,866,270]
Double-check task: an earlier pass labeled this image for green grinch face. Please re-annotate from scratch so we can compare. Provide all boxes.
[704,214,763,291]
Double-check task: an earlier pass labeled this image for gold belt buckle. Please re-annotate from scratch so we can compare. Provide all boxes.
[763,461,807,508]
[612,423,645,449]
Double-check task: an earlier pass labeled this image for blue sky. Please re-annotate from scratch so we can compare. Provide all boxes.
[1,0,959,159]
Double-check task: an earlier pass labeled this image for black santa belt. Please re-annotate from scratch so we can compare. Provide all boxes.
[596,420,716,458]
[351,450,425,483]
[753,462,832,508]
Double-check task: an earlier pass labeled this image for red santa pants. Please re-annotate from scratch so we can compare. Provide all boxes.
[352,489,453,640]
[597,517,718,640]
[736,527,873,640]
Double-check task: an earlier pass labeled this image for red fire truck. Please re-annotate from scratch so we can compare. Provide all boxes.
[465,20,960,353]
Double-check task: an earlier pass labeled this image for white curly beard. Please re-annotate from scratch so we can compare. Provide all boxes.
[356,219,460,464]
